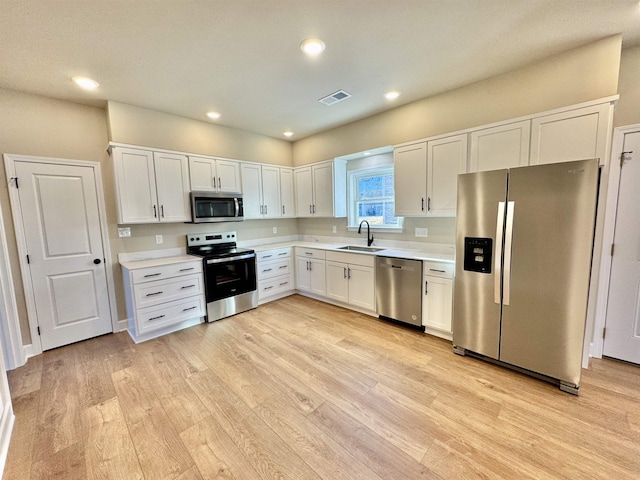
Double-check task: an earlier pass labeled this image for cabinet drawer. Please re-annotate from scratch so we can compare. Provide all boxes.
[326,251,375,267]
[257,247,291,262]
[257,259,291,280]
[423,261,454,279]
[258,275,294,300]
[295,247,326,259]
[133,273,203,309]
[132,261,202,284]
[137,296,205,335]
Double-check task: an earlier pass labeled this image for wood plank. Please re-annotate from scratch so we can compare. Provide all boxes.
[6,354,42,400]
[29,442,86,480]
[2,391,38,479]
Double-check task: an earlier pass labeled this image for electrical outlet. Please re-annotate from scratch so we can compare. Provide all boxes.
[118,227,131,238]
[332,225,337,233]
[415,227,428,238]
[272,226,277,234]
[155,234,163,244]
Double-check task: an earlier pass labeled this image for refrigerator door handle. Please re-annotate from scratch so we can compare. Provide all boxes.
[503,201,515,305]
[494,202,506,304]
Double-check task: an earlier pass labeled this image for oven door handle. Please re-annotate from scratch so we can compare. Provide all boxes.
[206,253,256,264]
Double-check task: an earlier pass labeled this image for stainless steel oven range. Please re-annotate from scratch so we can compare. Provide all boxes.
[187,231,257,322]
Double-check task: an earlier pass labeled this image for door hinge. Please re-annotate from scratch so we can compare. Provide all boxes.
[621,151,633,167]
[602,327,606,339]
[26,254,30,264]
[37,326,40,336]
[610,244,615,256]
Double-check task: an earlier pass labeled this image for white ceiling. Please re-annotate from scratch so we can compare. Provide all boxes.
[1,1,640,141]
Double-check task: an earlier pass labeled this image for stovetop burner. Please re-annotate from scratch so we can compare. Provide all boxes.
[186,231,254,259]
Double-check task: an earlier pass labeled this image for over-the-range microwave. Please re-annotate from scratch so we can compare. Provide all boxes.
[189,191,244,223]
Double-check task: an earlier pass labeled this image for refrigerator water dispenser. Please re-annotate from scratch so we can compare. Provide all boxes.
[463,237,493,273]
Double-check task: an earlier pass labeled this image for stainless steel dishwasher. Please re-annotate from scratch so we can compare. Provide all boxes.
[376,256,423,328]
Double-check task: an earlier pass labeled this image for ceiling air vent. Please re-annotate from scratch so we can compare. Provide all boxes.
[318,90,352,106]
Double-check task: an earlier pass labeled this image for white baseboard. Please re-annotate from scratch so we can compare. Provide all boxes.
[0,402,15,477]
[117,319,129,332]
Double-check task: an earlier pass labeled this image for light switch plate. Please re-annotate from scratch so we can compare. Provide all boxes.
[332,225,337,233]
[118,227,131,238]
[272,226,277,234]
[415,227,428,237]
[155,234,163,244]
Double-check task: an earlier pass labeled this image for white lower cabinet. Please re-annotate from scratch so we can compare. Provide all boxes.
[122,258,205,343]
[422,261,454,340]
[325,251,375,312]
[257,247,294,302]
[295,247,326,296]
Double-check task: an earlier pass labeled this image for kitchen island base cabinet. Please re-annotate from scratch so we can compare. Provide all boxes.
[121,257,205,343]
[422,261,454,340]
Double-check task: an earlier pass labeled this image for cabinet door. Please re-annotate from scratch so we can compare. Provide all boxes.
[394,143,427,216]
[326,261,349,303]
[423,275,453,333]
[188,156,217,191]
[296,257,312,291]
[312,162,334,217]
[469,121,530,172]
[294,166,313,217]
[427,134,468,217]
[113,147,158,223]
[153,152,190,222]
[240,163,264,218]
[280,168,296,217]
[348,264,375,311]
[529,103,612,166]
[309,259,326,296]
[261,166,281,218]
[216,159,242,193]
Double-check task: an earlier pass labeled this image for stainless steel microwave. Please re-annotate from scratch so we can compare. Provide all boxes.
[189,191,244,223]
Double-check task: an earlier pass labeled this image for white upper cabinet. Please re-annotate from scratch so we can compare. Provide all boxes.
[394,142,428,216]
[293,160,346,218]
[279,167,296,217]
[469,120,531,172]
[427,134,468,217]
[188,156,241,193]
[112,146,189,224]
[241,163,282,219]
[529,103,613,166]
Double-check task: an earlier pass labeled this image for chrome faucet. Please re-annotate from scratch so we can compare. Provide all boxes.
[358,220,374,246]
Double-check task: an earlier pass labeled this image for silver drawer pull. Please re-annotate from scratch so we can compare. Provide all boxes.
[263,268,273,272]
[429,268,446,273]
[146,291,163,296]
[278,252,287,256]
[279,281,289,286]
[182,306,197,312]
[148,314,165,321]
[264,285,274,290]
[181,285,196,289]
[279,265,287,269]
[262,255,273,259]
[179,267,195,272]
[305,252,313,255]
[144,273,161,278]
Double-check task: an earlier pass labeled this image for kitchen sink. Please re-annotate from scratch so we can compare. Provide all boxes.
[337,245,386,253]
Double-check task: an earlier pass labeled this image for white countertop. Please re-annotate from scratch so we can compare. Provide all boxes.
[119,254,200,270]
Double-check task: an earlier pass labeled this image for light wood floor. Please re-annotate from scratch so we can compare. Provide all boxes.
[4,294,640,479]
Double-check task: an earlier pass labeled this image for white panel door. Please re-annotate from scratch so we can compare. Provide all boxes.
[294,166,313,217]
[241,163,264,218]
[309,259,326,296]
[347,265,375,311]
[423,275,453,333]
[113,147,157,223]
[312,163,334,217]
[603,132,640,364]
[261,166,281,218]
[216,159,242,193]
[153,152,190,222]
[325,261,349,303]
[469,120,531,172]
[15,161,112,350]
[189,156,217,191]
[280,168,296,217]
[427,134,468,216]
[394,143,427,216]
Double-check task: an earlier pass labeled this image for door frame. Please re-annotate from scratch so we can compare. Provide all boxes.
[592,124,640,360]
[3,154,118,357]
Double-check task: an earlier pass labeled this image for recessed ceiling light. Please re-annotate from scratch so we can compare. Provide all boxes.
[283,131,294,138]
[72,76,99,90]
[206,111,221,119]
[384,90,401,100]
[300,38,325,56]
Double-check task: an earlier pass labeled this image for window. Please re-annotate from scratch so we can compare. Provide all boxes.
[349,166,402,230]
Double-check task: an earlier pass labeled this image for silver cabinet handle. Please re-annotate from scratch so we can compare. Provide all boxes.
[264,285,274,290]
[313,204,316,214]
[183,306,197,312]
[427,197,431,212]
[144,273,161,278]
[279,265,287,269]
[218,177,221,190]
[282,205,285,215]
[263,268,273,272]
[278,252,287,256]
[149,314,165,321]
[213,177,217,189]
[146,291,163,297]
[429,268,446,273]
[279,281,289,286]
[179,267,195,272]
[421,198,424,211]
[181,285,196,289]
[343,267,347,279]
[348,268,351,279]
[262,254,273,259]
[309,204,312,214]
[153,205,157,218]
[265,204,268,215]
[425,280,428,294]
[161,205,165,218]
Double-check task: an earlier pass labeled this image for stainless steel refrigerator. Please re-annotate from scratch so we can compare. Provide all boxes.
[452,159,599,394]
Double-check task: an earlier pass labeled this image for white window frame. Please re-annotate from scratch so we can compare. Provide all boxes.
[347,166,403,232]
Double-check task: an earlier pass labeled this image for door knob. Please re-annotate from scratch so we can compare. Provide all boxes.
[93,258,102,265]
